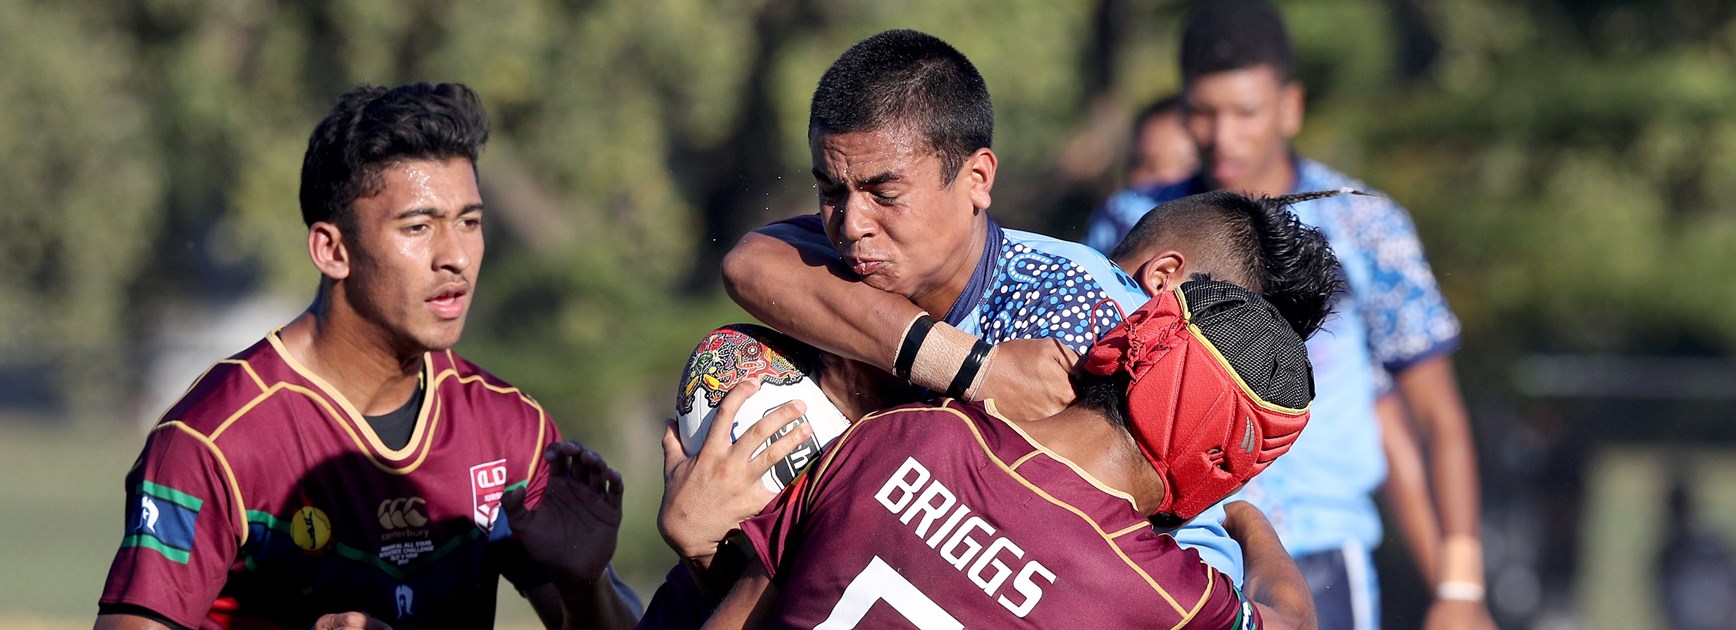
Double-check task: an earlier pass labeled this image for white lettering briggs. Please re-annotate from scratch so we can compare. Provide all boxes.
[873,456,1054,618]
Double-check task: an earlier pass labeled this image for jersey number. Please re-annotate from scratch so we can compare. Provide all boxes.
[818,556,962,630]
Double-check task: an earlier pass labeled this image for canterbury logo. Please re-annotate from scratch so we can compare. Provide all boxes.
[1240,417,1256,454]
[377,497,429,529]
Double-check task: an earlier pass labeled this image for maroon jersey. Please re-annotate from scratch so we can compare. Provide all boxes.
[739,400,1260,629]
[100,333,557,629]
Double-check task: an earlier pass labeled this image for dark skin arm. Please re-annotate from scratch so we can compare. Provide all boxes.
[1392,356,1497,629]
[1222,501,1316,630]
[500,441,638,630]
[703,561,778,630]
[722,224,1077,421]
[97,612,394,629]
[1377,392,1441,582]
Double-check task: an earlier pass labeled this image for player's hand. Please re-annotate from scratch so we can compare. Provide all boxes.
[819,352,914,422]
[659,379,813,561]
[501,440,624,588]
[975,338,1079,421]
[1423,598,1497,630]
[312,612,392,629]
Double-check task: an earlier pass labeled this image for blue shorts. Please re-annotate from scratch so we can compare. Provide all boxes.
[1294,541,1380,630]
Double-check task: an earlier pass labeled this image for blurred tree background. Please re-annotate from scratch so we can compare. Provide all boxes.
[3,0,1735,627]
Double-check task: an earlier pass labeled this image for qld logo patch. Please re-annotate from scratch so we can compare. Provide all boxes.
[470,459,509,530]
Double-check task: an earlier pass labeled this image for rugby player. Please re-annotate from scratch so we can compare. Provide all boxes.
[642,31,1242,628]
[1083,2,1494,628]
[96,83,640,629]
[708,277,1323,629]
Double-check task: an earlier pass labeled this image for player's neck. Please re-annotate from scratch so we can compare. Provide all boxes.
[1026,406,1166,513]
[280,286,424,416]
[911,216,989,318]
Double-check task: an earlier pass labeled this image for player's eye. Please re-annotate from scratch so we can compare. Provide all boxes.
[872,192,898,204]
[404,223,430,234]
[458,216,482,230]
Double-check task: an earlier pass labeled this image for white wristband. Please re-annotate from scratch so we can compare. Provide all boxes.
[1436,580,1486,602]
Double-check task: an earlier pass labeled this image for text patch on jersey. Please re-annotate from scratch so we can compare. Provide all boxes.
[470,459,509,530]
[121,481,202,564]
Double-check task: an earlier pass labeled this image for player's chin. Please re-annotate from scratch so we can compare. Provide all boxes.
[413,319,467,352]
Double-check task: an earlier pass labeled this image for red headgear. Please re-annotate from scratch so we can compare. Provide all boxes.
[1082,280,1312,523]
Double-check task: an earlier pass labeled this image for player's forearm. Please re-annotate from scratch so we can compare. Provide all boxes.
[1223,502,1315,630]
[722,229,922,370]
[1376,393,1443,582]
[703,561,777,630]
[554,575,638,630]
[1396,356,1485,584]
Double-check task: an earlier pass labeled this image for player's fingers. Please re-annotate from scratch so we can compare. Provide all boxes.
[751,419,813,474]
[734,399,806,457]
[661,419,687,476]
[705,378,762,450]
[500,487,529,522]
[579,449,607,492]
[605,468,625,508]
[544,442,572,478]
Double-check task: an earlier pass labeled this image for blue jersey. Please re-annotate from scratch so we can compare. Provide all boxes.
[1084,158,1462,554]
[774,214,1243,581]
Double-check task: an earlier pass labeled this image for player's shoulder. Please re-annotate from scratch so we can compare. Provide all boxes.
[998,228,1146,300]
[846,400,1030,463]
[430,350,547,418]
[154,337,286,434]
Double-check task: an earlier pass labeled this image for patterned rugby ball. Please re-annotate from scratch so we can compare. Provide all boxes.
[675,324,850,492]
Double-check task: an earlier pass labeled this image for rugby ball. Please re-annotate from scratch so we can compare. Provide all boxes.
[675,324,851,492]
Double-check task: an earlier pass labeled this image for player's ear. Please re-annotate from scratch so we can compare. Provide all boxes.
[1279,81,1305,140]
[308,221,352,281]
[1134,251,1186,295]
[963,148,996,212]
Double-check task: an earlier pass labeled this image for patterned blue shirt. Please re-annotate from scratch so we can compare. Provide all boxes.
[776,214,1245,582]
[1083,158,1462,554]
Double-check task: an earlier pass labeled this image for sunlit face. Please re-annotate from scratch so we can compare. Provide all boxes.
[1129,112,1198,188]
[341,158,484,352]
[810,126,988,308]
[1184,65,1302,195]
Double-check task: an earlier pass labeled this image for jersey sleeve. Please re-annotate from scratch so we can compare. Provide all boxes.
[99,423,243,627]
[1339,194,1462,375]
[1182,577,1262,629]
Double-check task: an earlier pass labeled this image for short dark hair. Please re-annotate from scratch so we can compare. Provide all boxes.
[1110,190,1343,338]
[299,82,490,228]
[1134,94,1184,130]
[809,29,993,186]
[1180,0,1295,84]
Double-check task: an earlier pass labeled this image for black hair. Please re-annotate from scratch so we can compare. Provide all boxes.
[1133,94,1185,130]
[1110,189,1344,339]
[808,29,993,186]
[1180,0,1295,84]
[299,82,490,228]
[1074,370,1133,430]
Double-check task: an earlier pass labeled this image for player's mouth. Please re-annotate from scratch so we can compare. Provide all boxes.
[844,256,885,278]
[426,284,469,320]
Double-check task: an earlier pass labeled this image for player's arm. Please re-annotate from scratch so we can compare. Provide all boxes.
[722,221,1076,420]
[94,614,177,630]
[1376,393,1442,582]
[702,560,779,630]
[1222,501,1315,630]
[1394,357,1496,629]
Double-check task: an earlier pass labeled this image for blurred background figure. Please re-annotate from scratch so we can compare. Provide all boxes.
[1656,469,1736,630]
[1125,94,1197,189]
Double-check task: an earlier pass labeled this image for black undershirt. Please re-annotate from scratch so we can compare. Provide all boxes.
[364,376,425,451]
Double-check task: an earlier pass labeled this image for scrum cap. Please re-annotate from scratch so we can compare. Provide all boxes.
[1083,280,1313,523]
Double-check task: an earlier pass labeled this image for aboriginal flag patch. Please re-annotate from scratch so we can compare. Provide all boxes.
[121,480,202,564]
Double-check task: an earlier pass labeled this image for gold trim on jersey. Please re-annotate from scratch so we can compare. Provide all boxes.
[156,421,250,546]
[846,401,1218,623]
[219,358,269,392]
[267,331,437,463]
